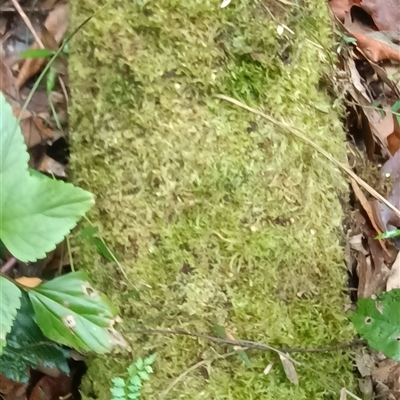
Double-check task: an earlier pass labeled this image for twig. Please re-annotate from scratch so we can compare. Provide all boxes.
[1,257,17,273]
[128,328,365,360]
[10,0,45,48]
[160,352,236,399]
[215,94,400,219]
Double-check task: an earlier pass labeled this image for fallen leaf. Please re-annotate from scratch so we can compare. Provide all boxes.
[355,350,374,377]
[352,31,400,62]
[372,149,400,231]
[360,0,400,32]
[29,373,72,400]
[372,358,400,397]
[15,276,42,288]
[279,353,299,385]
[387,252,400,292]
[38,155,66,177]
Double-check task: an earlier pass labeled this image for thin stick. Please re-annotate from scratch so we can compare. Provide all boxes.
[66,236,74,272]
[160,351,235,399]
[1,257,17,273]
[128,328,364,361]
[215,94,400,219]
[10,0,45,48]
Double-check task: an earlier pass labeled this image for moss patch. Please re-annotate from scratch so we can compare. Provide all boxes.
[69,0,356,398]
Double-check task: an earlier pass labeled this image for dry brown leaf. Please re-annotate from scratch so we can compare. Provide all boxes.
[29,373,72,400]
[360,0,400,32]
[373,149,400,230]
[329,0,361,21]
[278,353,299,385]
[14,109,54,148]
[16,2,67,88]
[350,178,386,239]
[0,374,27,398]
[352,31,400,62]
[372,358,400,399]
[15,276,42,288]
[38,155,66,177]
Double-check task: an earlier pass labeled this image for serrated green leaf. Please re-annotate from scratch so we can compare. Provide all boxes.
[110,387,126,397]
[144,353,157,366]
[0,292,70,382]
[28,271,119,353]
[0,94,94,262]
[127,393,140,399]
[127,385,140,392]
[111,377,126,387]
[135,358,144,370]
[138,370,149,381]
[144,365,153,373]
[0,277,21,355]
[127,364,137,376]
[129,375,141,387]
[351,289,400,360]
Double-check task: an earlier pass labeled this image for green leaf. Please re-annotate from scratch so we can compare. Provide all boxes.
[20,49,55,59]
[91,237,116,261]
[0,94,94,262]
[127,393,140,400]
[392,100,400,113]
[144,365,153,373]
[127,364,137,376]
[0,293,70,382]
[144,353,157,366]
[235,348,252,367]
[375,229,400,240]
[129,375,141,387]
[138,370,149,381]
[0,277,21,355]
[351,289,400,360]
[127,385,140,392]
[27,271,119,353]
[77,226,99,240]
[110,387,126,397]
[111,377,126,387]
[135,357,144,370]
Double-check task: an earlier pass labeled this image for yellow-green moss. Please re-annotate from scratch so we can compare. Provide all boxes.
[69,0,356,398]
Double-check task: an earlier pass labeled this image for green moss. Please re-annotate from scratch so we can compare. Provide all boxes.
[69,0,356,399]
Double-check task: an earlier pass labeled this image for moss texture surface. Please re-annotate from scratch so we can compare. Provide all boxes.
[69,1,356,398]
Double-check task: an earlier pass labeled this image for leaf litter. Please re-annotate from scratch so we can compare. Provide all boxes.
[330,0,400,397]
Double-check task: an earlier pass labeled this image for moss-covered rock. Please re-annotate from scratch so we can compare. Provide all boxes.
[69,0,356,398]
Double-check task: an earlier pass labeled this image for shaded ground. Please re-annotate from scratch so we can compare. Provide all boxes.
[69,1,356,398]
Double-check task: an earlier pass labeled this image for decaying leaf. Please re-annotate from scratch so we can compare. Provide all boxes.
[278,353,298,385]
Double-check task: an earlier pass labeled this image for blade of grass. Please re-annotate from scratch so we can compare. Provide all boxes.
[216,94,400,219]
